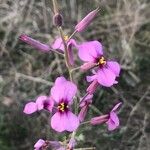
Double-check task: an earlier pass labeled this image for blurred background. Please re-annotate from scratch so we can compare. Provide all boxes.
[0,0,150,149]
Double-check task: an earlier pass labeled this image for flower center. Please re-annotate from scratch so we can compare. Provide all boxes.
[98,56,106,66]
[57,102,68,112]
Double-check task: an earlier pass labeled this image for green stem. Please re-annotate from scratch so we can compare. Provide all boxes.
[68,30,77,40]
[52,0,77,144]
[80,120,91,125]
[57,27,73,81]
[70,66,81,72]
[52,0,58,14]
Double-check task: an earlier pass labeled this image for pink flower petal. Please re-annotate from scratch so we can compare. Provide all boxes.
[36,95,48,110]
[97,68,116,87]
[65,111,80,131]
[23,102,37,114]
[106,112,119,131]
[107,61,121,77]
[114,80,118,84]
[111,102,122,112]
[51,77,67,103]
[54,76,67,86]
[106,119,117,131]
[44,97,54,112]
[51,37,64,51]
[34,139,45,150]
[51,111,79,132]
[51,77,77,103]
[86,74,97,82]
[78,41,103,62]
[110,112,119,126]
[51,112,65,132]
[63,81,77,104]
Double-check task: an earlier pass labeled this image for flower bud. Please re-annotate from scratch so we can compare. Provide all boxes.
[80,62,96,71]
[78,104,89,122]
[53,13,63,27]
[75,8,99,32]
[86,79,99,94]
[19,34,51,52]
[79,94,93,107]
[90,115,109,125]
[78,94,93,122]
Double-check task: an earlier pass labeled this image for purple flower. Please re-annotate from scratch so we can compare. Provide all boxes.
[19,34,51,52]
[34,139,46,150]
[50,77,79,132]
[23,95,54,114]
[78,41,121,87]
[106,102,122,131]
[51,37,77,66]
[90,102,122,131]
[75,8,99,32]
[78,94,93,122]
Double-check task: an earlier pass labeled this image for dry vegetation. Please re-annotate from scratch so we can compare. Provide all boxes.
[0,0,150,149]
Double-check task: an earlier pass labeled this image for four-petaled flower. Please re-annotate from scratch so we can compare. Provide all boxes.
[77,41,121,87]
[106,102,122,131]
[90,102,122,131]
[50,76,79,132]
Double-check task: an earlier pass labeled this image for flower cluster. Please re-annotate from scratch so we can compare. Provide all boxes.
[20,1,122,149]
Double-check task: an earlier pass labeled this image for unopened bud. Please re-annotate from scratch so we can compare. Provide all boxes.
[19,34,51,52]
[53,13,63,27]
[80,62,96,71]
[75,8,99,32]
[87,79,99,94]
[90,114,109,125]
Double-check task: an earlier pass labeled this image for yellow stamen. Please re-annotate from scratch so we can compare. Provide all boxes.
[98,56,106,65]
[64,35,69,41]
[57,102,68,112]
